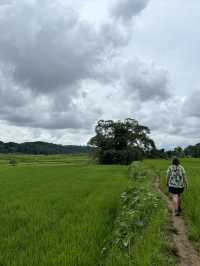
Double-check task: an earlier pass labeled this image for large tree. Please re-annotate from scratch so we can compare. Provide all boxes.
[88,118,156,164]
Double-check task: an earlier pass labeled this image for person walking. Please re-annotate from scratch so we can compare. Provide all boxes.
[166,157,188,216]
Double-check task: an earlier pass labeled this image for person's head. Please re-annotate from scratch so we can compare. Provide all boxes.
[172,157,180,166]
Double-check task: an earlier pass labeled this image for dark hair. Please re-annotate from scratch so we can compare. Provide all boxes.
[172,157,180,166]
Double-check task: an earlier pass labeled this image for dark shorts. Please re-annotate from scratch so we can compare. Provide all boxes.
[169,186,184,194]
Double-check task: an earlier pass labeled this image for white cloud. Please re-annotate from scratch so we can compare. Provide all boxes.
[0,0,199,148]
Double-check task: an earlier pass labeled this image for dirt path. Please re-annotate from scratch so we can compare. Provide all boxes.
[156,177,200,266]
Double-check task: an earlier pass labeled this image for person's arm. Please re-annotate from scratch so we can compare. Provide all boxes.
[182,167,188,189]
[166,167,170,186]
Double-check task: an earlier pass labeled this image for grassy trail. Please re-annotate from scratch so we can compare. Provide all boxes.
[155,176,200,266]
[145,159,200,266]
[145,159,200,249]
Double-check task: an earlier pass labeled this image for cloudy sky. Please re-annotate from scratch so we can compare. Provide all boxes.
[0,0,199,149]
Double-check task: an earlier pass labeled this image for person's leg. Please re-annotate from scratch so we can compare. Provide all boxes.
[173,194,182,215]
[177,194,182,212]
[172,194,180,215]
[172,194,178,211]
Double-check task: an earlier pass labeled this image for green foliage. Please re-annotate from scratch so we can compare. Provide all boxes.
[164,146,185,158]
[147,148,168,159]
[88,118,155,165]
[98,148,143,165]
[174,146,185,158]
[129,161,150,179]
[101,162,177,266]
[184,143,200,158]
[102,187,159,251]
[148,143,200,159]
[151,146,185,159]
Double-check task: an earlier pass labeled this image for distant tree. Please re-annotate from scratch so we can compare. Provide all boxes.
[88,118,156,165]
[166,150,174,158]
[148,148,168,159]
[174,146,185,158]
[184,143,200,158]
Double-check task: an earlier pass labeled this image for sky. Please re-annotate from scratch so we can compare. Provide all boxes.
[0,0,200,149]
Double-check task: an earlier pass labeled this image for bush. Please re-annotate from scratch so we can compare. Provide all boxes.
[98,148,143,165]
[9,159,17,166]
[129,161,151,179]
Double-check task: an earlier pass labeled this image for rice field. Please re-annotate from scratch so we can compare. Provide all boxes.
[0,155,129,266]
[2,154,200,265]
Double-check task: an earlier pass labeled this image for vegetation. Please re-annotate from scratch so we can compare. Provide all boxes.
[0,154,89,165]
[0,141,93,155]
[184,143,200,158]
[0,155,129,266]
[102,162,176,266]
[0,155,177,265]
[9,158,17,166]
[88,119,155,164]
[152,143,200,159]
[1,152,200,266]
[145,158,200,251]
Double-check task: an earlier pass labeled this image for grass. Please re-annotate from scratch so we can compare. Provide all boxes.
[0,155,178,265]
[101,162,177,266]
[145,158,200,251]
[0,153,89,165]
[0,157,129,266]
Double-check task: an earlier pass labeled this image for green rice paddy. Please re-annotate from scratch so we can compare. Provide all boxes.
[0,155,199,265]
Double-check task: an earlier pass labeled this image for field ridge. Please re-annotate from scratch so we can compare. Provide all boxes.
[100,162,177,266]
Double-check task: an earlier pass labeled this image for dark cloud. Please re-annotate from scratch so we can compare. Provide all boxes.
[0,0,126,130]
[111,0,150,22]
[100,22,131,48]
[122,59,171,101]
[0,0,12,5]
[0,101,102,130]
[0,77,103,130]
[0,0,136,96]
[183,89,200,118]
[0,1,108,93]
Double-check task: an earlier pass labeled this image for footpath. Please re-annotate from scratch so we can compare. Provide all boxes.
[156,177,200,266]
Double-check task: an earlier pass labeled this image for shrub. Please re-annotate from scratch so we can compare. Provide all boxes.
[98,148,143,165]
[9,159,17,166]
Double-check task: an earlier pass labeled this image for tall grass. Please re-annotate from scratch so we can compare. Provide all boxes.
[0,163,129,266]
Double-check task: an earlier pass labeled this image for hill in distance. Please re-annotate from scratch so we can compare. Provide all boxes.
[0,141,93,155]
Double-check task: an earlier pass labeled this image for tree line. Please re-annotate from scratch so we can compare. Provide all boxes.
[0,141,93,155]
[148,144,200,159]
